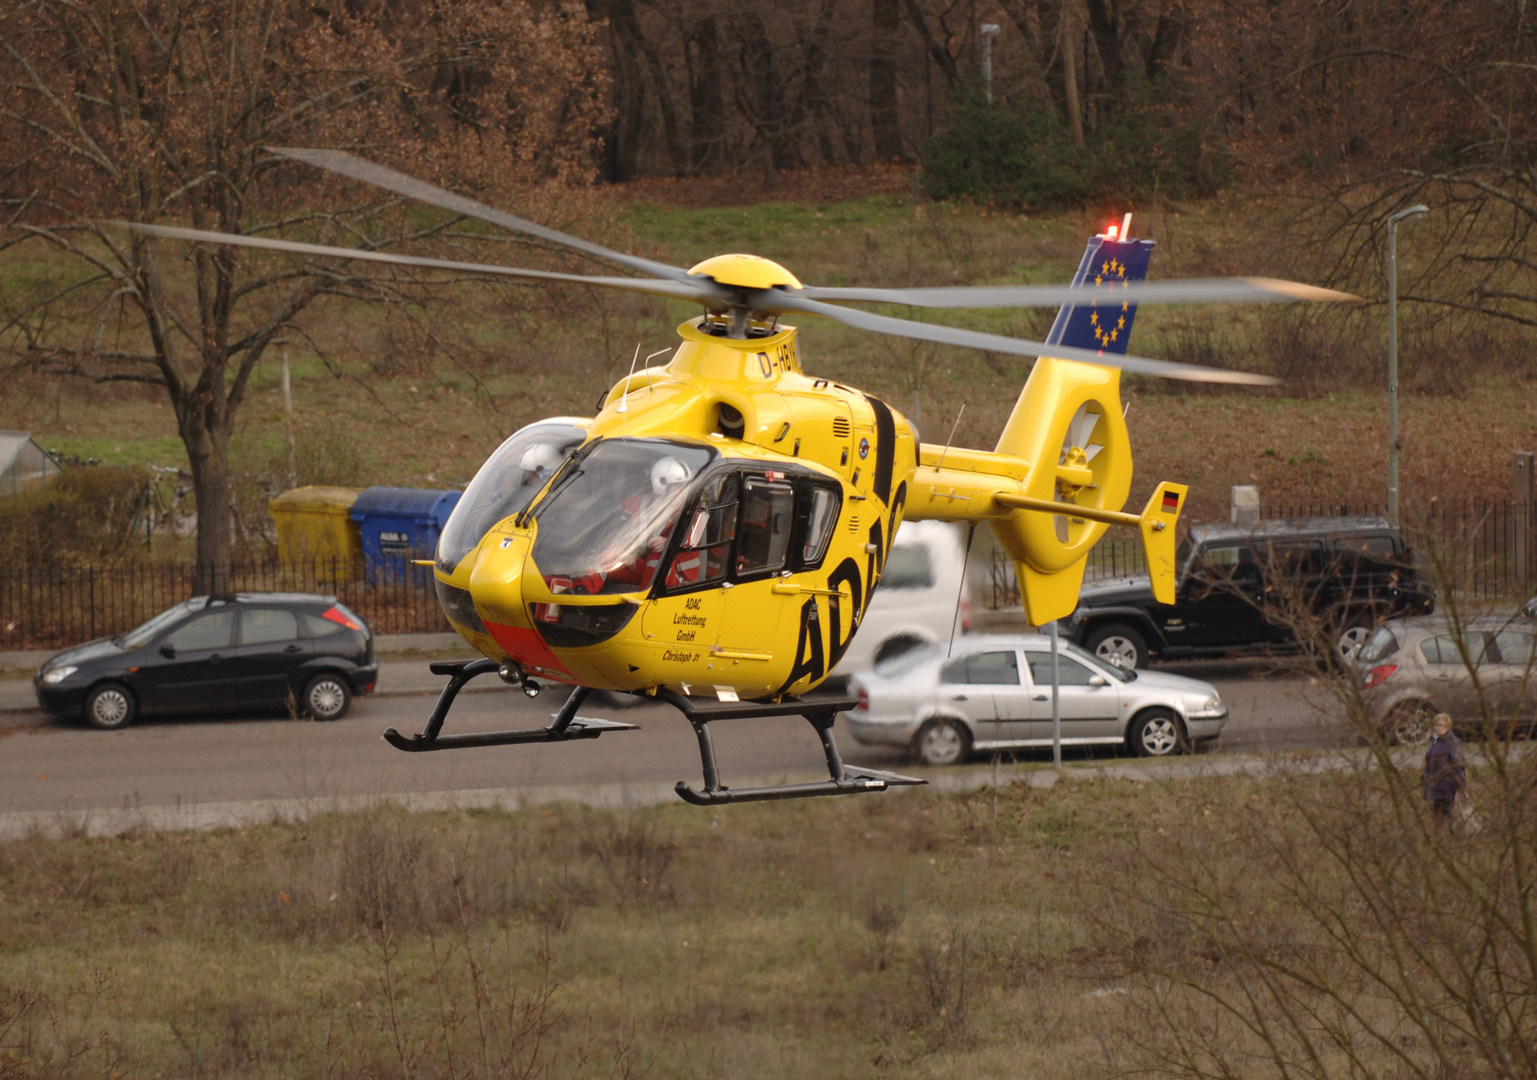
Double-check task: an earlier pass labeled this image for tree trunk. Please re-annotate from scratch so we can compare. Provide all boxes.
[688,15,726,173]
[870,0,903,162]
[1061,1,1085,146]
[180,395,235,594]
[1083,0,1124,111]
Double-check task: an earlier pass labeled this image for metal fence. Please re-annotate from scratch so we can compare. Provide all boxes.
[985,498,1537,611]
[0,558,448,652]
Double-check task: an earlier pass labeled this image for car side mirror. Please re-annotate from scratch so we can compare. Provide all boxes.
[160,643,176,659]
[1089,675,1107,687]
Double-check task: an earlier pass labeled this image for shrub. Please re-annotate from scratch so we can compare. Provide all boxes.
[0,466,146,565]
[921,83,1224,211]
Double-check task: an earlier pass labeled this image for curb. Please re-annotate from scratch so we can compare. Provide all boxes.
[0,748,1430,841]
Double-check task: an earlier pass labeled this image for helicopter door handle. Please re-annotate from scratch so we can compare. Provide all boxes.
[771,582,841,596]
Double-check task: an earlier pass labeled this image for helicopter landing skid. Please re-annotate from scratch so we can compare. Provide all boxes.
[656,688,926,806]
[382,659,638,752]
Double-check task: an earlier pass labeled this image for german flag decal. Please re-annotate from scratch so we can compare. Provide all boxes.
[1162,490,1181,513]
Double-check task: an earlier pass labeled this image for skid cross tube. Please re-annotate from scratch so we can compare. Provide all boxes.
[383,666,638,752]
[656,689,926,806]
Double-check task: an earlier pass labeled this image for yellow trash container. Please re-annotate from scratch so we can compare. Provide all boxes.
[268,486,364,564]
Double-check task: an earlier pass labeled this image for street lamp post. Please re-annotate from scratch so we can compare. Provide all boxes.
[980,24,1000,104]
[1387,204,1428,526]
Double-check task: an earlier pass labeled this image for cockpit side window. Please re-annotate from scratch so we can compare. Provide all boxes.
[435,421,586,573]
[665,473,738,590]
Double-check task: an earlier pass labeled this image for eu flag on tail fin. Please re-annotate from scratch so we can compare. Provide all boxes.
[1045,233,1156,356]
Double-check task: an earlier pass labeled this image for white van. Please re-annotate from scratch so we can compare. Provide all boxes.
[833,520,971,676]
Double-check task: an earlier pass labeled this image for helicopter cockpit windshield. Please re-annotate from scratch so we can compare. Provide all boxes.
[530,439,717,596]
[436,420,588,573]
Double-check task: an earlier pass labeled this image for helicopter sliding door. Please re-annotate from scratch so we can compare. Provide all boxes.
[717,471,843,691]
[642,465,844,695]
[715,475,798,673]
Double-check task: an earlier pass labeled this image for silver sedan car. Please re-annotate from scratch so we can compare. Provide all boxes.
[844,634,1229,765]
[1358,615,1537,744]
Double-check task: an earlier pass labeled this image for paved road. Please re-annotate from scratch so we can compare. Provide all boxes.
[0,659,1348,830]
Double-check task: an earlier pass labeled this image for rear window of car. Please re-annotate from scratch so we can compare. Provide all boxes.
[300,611,346,637]
[1358,626,1399,664]
[940,650,1019,685]
[874,641,941,677]
[242,608,299,646]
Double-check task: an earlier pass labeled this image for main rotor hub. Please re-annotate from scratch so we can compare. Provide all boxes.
[688,253,803,292]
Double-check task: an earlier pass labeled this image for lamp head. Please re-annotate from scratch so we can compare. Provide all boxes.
[1388,204,1429,228]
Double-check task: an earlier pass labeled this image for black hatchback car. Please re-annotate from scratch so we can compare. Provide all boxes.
[34,593,379,729]
[1060,516,1435,669]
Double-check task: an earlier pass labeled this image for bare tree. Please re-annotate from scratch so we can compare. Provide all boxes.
[0,0,606,586]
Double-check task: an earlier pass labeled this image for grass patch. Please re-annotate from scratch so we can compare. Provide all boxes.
[2,736,1532,1079]
[0,781,1190,1078]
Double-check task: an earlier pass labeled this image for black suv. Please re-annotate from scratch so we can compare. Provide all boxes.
[1060,516,1435,669]
[34,593,378,729]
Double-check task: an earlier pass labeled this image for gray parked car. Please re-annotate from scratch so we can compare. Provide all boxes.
[1358,615,1537,744]
[844,634,1229,764]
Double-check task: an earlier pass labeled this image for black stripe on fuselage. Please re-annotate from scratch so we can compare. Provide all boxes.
[866,395,895,506]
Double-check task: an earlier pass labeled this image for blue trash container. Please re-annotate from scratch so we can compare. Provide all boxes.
[350,487,462,584]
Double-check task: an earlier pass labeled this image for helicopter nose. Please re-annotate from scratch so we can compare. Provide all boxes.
[468,533,531,626]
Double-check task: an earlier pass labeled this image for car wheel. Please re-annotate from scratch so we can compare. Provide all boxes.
[304,674,352,721]
[85,682,137,730]
[1336,616,1375,665]
[1384,700,1435,746]
[1130,709,1184,757]
[1086,624,1148,670]
[915,718,970,766]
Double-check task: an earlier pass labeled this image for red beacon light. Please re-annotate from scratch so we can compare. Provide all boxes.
[1104,213,1134,241]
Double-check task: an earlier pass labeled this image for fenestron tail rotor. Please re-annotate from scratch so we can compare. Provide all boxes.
[115,147,1360,386]
[1054,403,1105,542]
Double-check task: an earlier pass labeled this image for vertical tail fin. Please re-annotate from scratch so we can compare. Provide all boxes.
[990,226,1160,624]
[1043,230,1156,355]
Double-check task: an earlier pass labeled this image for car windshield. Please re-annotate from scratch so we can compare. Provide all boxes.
[530,438,716,595]
[436,420,587,573]
[118,601,197,648]
[1358,625,1399,664]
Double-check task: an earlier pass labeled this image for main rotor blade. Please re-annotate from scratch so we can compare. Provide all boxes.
[267,147,696,285]
[768,293,1279,385]
[118,222,718,304]
[798,278,1358,309]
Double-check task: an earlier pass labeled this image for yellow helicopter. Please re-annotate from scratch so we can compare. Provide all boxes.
[129,149,1351,804]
